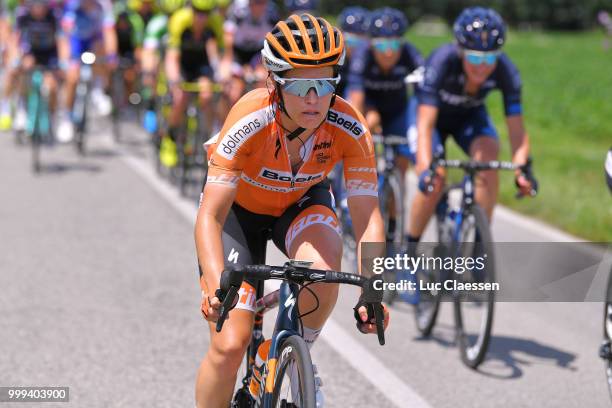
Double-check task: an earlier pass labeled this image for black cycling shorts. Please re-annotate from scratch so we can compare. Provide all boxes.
[181,64,214,82]
[198,180,339,289]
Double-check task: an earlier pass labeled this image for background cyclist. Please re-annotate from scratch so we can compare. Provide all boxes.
[283,0,316,15]
[217,0,278,127]
[346,7,424,241]
[59,0,117,140]
[195,14,388,407]
[140,0,184,134]
[162,0,221,167]
[4,0,62,132]
[407,7,537,249]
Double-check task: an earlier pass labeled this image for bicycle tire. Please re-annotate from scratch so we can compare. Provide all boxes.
[28,78,42,173]
[454,204,495,369]
[379,170,405,305]
[378,170,405,245]
[271,335,316,408]
[413,245,444,336]
[111,69,123,143]
[602,268,612,400]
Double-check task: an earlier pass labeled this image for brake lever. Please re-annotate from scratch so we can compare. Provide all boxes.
[215,285,239,333]
[368,303,386,346]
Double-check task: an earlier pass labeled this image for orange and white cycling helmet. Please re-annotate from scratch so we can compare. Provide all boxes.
[261,13,345,72]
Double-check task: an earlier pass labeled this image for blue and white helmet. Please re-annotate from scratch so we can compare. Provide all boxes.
[368,7,408,38]
[453,7,506,51]
[284,0,316,13]
[338,6,370,35]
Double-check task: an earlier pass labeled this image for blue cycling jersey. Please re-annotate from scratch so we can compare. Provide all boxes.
[347,42,424,114]
[62,0,114,41]
[417,43,522,117]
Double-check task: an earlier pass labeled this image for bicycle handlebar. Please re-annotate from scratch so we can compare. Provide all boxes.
[371,134,408,146]
[424,156,538,198]
[215,263,386,345]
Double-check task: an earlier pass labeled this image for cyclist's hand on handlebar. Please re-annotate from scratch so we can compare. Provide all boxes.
[514,158,538,198]
[355,304,390,335]
[200,291,222,322]
[515,173,536,197]
[418,169,442,194]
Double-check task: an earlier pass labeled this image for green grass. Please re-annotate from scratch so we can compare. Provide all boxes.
[405,30,612,241]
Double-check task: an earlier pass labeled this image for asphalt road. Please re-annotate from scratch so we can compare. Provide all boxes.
[1,118,610,408]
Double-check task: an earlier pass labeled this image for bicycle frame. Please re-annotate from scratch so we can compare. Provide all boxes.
[258,281,302,407]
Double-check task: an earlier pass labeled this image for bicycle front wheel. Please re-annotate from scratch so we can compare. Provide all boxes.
[453,205,495,369]
[271,335,316,408]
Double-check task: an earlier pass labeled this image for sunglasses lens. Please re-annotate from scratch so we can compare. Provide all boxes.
[283,79,336,97]
[484,54,498,65]
[466,52,498,65]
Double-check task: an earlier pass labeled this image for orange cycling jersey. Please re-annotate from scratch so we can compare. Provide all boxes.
[206,88,378,216]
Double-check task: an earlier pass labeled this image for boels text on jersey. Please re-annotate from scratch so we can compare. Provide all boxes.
[327,111,363,137]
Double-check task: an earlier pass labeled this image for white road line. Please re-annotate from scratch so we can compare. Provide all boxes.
[118,147,433,408]
[322,318,433,408]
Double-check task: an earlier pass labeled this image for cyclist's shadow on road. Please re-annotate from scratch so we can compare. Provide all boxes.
[420,323,577,379]
[479,335,577,379]
[39,162,103,174]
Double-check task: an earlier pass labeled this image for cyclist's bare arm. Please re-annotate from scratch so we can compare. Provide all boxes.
[506,114,530,164]
[416,104,439,174]
[347,88,364,117]
[348,195,385,277]
[205,37,220,71]
[223,28,233,60]
[102,25,118,58]
[506,114,533,194]
[195,183,237,313]
[164,48,181,83]
[58,35,69,66]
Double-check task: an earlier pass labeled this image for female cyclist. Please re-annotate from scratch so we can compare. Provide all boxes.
[194,13,389,408]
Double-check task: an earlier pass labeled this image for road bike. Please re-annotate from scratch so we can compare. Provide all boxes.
[599,260,612,400]
[110,56,142,143]
[24,67,53,173]
[215,260,386,407]
[175,82,221,198]
[72,52,96,155]
[413,156,537,368]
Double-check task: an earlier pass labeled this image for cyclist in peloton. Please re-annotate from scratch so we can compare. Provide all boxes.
[112,0,145,104]
[140,0,184,134]
[335,6,369,99]
[59,0,118,140]
[217,0,278,126]
[407,7,536,249]
[0,0,24,130]
[161,0,222,167]
[195,14,389,408]
[6,0,62,129]
[330,6,369,221]
[284,0,316,15]
[346,7,423,240]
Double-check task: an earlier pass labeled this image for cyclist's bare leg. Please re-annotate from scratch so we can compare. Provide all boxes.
[196,308,254,408]
[407,168,446,239]
[197,76,214,129]
[64,63,80,110]
[287,214,343,330]
[469,136,499,220]
[43,72,59,113]
[169,87,187,128]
